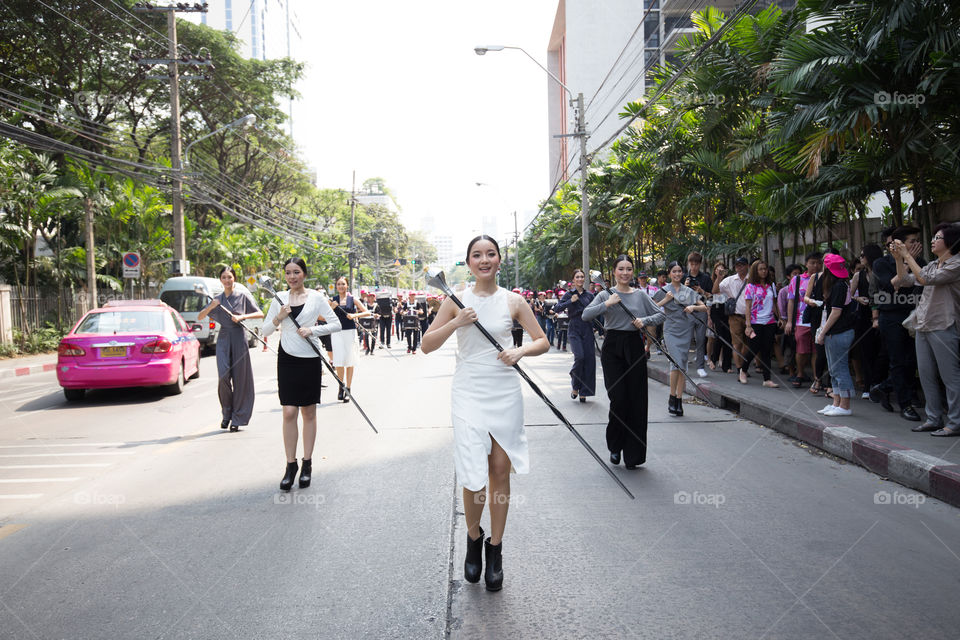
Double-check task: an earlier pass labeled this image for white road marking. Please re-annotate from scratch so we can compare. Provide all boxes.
[0,443,127,449]
[0,464,112,469]
[0,452,135,458]
[0,478,81,483]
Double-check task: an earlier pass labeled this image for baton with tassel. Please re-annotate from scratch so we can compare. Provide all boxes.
[426,269,634,500]
[259,277,379,434]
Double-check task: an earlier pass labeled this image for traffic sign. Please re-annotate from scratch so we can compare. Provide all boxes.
[122,251,140,279]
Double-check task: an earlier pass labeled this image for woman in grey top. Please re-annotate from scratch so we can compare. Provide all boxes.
[654,261,708,416]
[584,255,665,468]
[892,222,960,436]
[198,266,264,431]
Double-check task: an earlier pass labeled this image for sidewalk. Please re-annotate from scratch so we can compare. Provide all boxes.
[645,351,960,509]
[0,352,57,379]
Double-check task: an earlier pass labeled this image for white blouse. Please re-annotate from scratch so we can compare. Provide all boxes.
[262,289,341,357]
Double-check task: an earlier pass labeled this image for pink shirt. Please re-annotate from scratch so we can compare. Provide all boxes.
[786,273,813,327]
[744,283,777,324]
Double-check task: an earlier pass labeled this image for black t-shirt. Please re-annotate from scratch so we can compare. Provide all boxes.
[824,280,855,335]
[683,271,713,300]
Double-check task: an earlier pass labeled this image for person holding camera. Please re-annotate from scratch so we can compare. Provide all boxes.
[891,223,960,435]
[871,226,925,421]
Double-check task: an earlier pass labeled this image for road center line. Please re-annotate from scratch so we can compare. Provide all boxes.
[0,524,29,540]
[0,464,112,469]
[0,478,81,483]
[0,443,127,448]
[0,452,135,458]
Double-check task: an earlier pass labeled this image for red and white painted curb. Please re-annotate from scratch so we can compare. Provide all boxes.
[647,364,960,509]
[0,361,57,379]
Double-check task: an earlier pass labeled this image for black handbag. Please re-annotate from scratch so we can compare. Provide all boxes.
[724,280,746,315]
[801,274,820,326]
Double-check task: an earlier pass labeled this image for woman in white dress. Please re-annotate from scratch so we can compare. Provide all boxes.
[329,276,371,402]
[421,235,548,592]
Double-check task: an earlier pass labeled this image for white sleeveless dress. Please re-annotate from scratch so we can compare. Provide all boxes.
[451,287,529,491]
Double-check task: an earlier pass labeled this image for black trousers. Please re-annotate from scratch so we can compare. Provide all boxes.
[405,329,420,350]
[709,306,732,371]
[741,323,776,381]
[379,316,392,345]
[878,310,918,409]
[601,330,649,467]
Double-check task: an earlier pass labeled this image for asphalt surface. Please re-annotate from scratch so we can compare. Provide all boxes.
[1,333,959,639]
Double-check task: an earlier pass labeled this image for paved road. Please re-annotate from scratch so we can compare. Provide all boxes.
[0,334,958,639]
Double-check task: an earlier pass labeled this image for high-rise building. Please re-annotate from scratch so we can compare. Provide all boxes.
[193,1,301,134]
[546,0,794,189]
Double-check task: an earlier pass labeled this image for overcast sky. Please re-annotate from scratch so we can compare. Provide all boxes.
[292,0,560,251]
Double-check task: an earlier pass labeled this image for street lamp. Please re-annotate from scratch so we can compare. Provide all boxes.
[184,114,257,167]
[474,44,591,277]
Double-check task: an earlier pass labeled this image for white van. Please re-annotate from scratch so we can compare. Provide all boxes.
[158,276,263,351]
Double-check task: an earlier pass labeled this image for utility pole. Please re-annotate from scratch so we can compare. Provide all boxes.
[133,2,210,277]
[374,233,381,289]
[84,198,96,311]
[513,209,519,288]
[575,92,591,277]
[349,171,356,293]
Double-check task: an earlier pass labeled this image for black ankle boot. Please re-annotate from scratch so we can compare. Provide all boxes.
[279,461,298,492]
[675,396,684,417]
[343,387,350,403]
[299,458,312,489]
[337,386,344,401]
[484,538,503,592]
[464,526,484,583]
[668,395,677,415]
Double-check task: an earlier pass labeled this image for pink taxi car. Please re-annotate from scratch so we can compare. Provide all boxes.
[56,300,201,401]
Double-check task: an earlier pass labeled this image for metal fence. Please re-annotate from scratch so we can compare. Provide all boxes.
[9,283,160,332]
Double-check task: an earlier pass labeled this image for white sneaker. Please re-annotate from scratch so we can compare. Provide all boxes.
[817,404,836,414]
[697,368,708,378]
[860,391,870,399]
[824,406,852,417]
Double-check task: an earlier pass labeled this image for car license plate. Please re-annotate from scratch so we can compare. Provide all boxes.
[100,346,126,358]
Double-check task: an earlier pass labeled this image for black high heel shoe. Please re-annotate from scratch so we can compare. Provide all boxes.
[220,419,229,429]
[279,461,298,492]
[337,386,345,401]
[675,397,684,417]
[298,458,312,489]
[343,387,351,403]
[464,526,484,583]
[484,538,503,592]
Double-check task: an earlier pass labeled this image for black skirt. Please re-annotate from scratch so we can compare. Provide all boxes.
[277,344,323,406]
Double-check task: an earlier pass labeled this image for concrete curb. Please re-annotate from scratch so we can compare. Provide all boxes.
[647,362,960,509]
[0,361,57,379]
